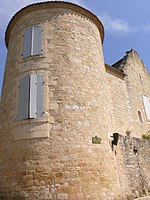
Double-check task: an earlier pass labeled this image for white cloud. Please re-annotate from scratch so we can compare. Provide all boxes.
[99,15,134,34]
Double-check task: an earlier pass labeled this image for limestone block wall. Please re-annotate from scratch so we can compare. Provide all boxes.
[123,50,150,137]
[106,67,131,135]
[1,2,150,200]
[0,2,122,199]
[116,135,150,200]
[106,50,150,138]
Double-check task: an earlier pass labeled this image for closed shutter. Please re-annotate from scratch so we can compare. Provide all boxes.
[23,28,32,58]
[18,74,44,120]
[23,26,42,58]
[32,26,42,56]
[37,75,44,118]
[29,74,44,118]
[143,96,150,120]
[29,74,38,118]
[18,75,30,120]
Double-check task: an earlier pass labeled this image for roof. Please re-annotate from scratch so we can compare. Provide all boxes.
[111,49,136,72]
[105,64,126,78]
[112,58,125,72]
[5,1,104,48]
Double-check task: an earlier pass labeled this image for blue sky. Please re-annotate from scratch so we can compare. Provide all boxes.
[1,0,150,95]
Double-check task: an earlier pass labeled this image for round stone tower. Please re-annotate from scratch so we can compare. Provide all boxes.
[0,2,122,199]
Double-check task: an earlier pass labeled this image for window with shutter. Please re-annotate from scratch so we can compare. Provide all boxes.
[23,28,32,58]
[23,26,43,58]
[18,74,44,120]
[142,95,150,121]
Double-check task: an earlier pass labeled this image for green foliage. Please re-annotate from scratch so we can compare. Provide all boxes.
[92,136,101,144]
[142,134,150,140]
[125,129,132,136]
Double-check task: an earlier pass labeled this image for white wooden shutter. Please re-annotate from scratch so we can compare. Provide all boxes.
[29,74,38,118]
[18,75,30,120]
[29,74,44,118]
[23,28,32,58]
[143,96,150,120]
[37,75,44,118]
[32,26,42,56]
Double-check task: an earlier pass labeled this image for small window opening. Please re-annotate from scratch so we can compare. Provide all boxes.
[138,111,143,123]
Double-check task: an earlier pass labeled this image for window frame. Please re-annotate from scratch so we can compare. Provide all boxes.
[22,26,43,59]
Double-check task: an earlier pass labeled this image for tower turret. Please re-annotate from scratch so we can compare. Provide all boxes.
[0,2,121,199]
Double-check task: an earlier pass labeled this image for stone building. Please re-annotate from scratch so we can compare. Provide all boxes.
[0,1,150,200]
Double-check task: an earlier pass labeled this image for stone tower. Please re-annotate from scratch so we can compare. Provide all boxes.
[0,2,122,199]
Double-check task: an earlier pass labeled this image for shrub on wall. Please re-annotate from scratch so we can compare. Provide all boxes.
[125,129,132,136]
[142,134,150,140]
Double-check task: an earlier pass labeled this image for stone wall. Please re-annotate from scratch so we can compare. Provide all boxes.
[0,2,150,200]
[0,2,122,200]
[123,50,150,137]
[106,66,131,135]
[116,134,150,200]
[106,50,150,138]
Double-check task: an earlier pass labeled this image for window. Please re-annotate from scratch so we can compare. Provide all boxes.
[138,111,143,123]
[23,26,43,58]
[18,74,44,120]
[142,95,150,121]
